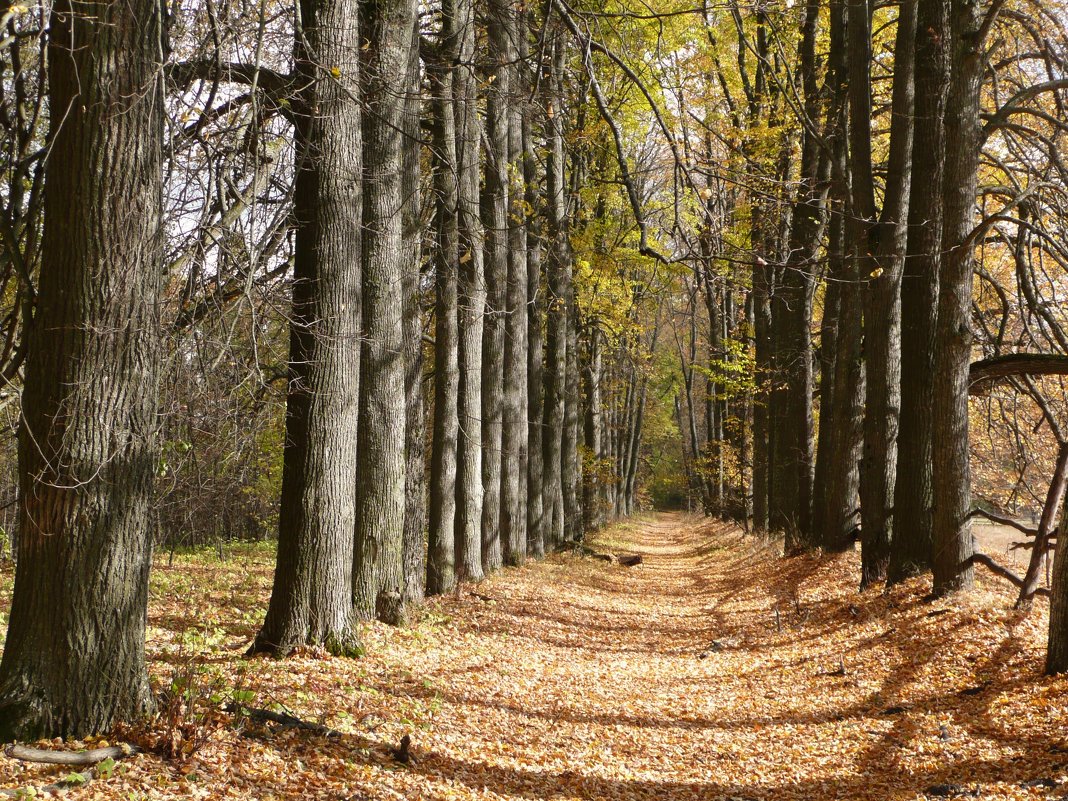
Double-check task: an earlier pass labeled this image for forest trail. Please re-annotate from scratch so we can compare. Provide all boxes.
[3,513,1065,799]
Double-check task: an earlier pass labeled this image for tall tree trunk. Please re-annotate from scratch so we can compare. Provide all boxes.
[400,16,426,609]
[542,38,568,550]
[454,0,486,582]
[889,0,949,583]
[0,0,164,739]
[525,97,546,559]
[426,41,461,596]
[583,329,604,532]
[816,21,865,553]
[480,0,510,572]
[563,273,583,539]
[1046,507,1068,673]
[773,0,825,551]
[751,249,773,534]
[353,0,417,622]
[501,4,529,564]
[857,0,916,587]
[254,0,362,656]
[931,0,983,595]
[812,258,841,542]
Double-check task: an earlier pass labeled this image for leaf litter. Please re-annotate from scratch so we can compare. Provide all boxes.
[1,513,1067,799]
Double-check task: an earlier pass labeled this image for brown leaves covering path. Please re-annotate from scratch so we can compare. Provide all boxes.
[3,512,1068,799]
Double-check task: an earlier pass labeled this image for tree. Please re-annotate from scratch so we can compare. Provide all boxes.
[0,0,165,738]
[252,0,362,657]
[353,0,417,623]
[930,0,984,595]
[481,0,510,572]
[502,1,531,565]
[889,0,949,583]
[454,0,487,582]
[426,12,462,595]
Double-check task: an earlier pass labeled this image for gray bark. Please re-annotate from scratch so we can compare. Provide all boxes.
[525,94,546,559]
[0,0,164,739]
[254,0,362,656]
[353,0,417,623]
[542,39,568,550]
[502,5,530,564]
[480,0,510,572]
[426,38,461,596]
[400,16,425,609]
[454,0,486,582]
[857,0,916,587]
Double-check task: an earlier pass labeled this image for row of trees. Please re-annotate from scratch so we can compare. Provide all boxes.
[0,0,669,740]
[651,0,1068,668]
[2,0,1068,743]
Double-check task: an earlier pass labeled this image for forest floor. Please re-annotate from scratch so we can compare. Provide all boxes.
[2,513,1068,800]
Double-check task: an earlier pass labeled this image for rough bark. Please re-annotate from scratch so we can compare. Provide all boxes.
[751,252,773,535]
[857,0,916,587]
[502,16,530,564]
[889,0,949,583]
[930,0,983,596]
[454,0,486,582]
[254,0,362,656]
[426,45,461,596]
[480,0,510,573]
[583,329,604,532]
[525,97,547,559]
[353,0,416,623]
[1047,505,1068,673]
[542,39,568,550]
[400,16,425,609]
[563,271,584,540]
[0,0,164,739]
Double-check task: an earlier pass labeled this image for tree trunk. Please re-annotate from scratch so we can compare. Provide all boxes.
[454,0,486,582]
[889,0,949,583]
[542,38,568,550]
[563,271,584,539]
[1047,506,1068,673]
[254,0,362,656]
[501,7,529,565]
[480,0,510,572]
[400,16,426,610]
[583,329,604,532]
[751,251,773,534]
[426,43,461,596]
[857,0,916,587]
[353,0,416,623]
[931,0,982,595]
[0,0,164,740]
[817,33,865,554]
[525,99,546,559]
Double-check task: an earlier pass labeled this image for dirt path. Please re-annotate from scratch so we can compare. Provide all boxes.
[355,513,1060,801]
[3,513,1064,800]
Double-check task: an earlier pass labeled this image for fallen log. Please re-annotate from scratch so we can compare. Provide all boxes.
[1,742,138,799]
[4,743,137,765]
